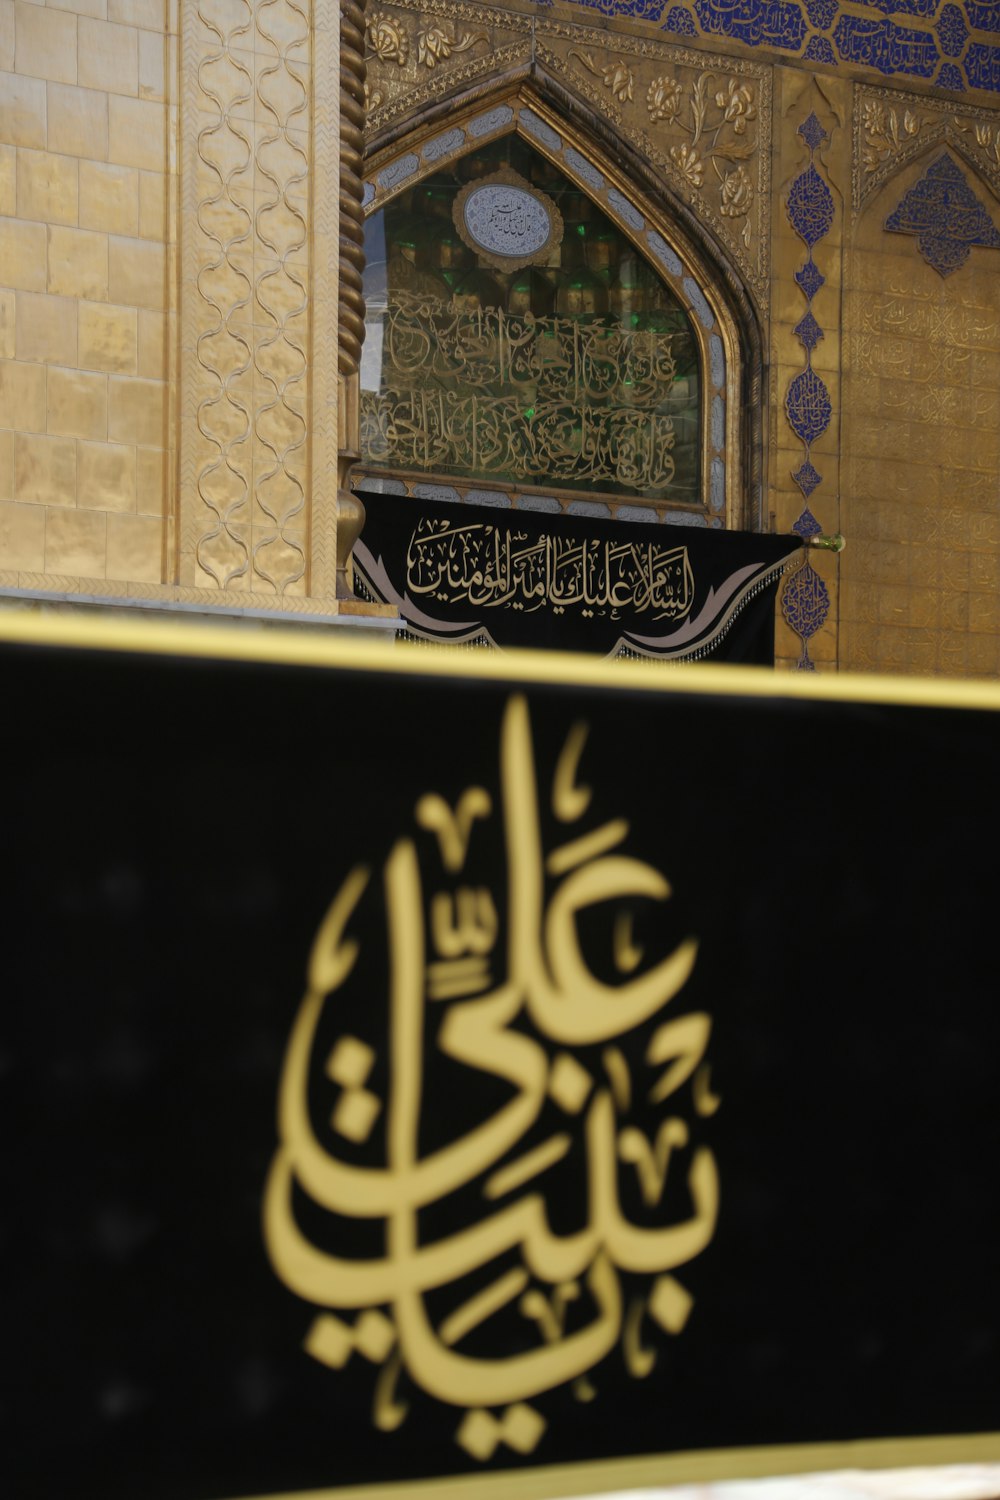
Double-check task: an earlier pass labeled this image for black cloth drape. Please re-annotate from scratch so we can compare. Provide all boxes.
[353,489,801,662]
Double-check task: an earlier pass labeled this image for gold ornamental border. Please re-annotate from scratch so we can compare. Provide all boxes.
[452,167,564,272]
[6,609,1000,715]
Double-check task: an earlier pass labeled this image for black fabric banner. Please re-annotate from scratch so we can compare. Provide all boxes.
[353,489,801,662]
[5,622,1000,1500]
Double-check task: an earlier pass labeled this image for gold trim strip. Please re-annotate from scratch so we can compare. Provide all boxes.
[226,1432,1000,1500]
[4,610,1000,715]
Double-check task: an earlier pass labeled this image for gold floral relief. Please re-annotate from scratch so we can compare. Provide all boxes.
[362,2,769,299]
[364,1,528,130]
[854,83,1000,215]
[544,30,768,295]
[645,72,756,249]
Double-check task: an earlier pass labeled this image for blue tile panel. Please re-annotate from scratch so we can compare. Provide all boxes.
[576,0,1000,94]
[884,152,1000,274]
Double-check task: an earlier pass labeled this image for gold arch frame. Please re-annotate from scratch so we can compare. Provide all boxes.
[360,82,758,531]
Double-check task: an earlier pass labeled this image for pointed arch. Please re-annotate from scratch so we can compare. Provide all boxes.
[362,75,766,529]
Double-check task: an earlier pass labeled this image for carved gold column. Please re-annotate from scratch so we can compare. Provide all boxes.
[336,0,368,598]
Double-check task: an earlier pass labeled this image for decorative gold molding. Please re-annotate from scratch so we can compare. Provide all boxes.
[310,0,343,600]
[179,0,311,598]
[0,573,391,619]
[341,0,368,382]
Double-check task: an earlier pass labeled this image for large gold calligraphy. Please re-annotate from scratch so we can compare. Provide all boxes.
[406,519,695,620]
[360,295,686,497]
[264,697,719,1460]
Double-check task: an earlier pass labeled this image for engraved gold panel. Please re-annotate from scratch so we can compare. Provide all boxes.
[843,126,1000,679]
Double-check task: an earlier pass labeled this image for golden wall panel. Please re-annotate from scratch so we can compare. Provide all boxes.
[0,0,175,590]
[843,90,1000,678]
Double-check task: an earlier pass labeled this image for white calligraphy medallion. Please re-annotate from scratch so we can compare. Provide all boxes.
[453,169,563,273]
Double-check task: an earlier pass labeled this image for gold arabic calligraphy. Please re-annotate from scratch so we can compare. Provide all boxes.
[264,696,718,1460]
[407,518,695,619]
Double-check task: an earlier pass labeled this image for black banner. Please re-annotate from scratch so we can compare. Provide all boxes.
[353,489,801,661]
[5,618,1000,1500]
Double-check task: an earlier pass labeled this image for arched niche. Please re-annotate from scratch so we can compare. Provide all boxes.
[358,87,762,531]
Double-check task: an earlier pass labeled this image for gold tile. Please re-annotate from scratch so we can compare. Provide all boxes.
[12,2,78,86]
[47,225,109,301]
[78,16,138,97]
[0,213,46,291]
[79,159,138,235]
[134,445,164,514]
[79,301,137,374]
[0,4,12,74]
[940,590,970,632]
[108,374,164,445]
[108,0,163,29]
[136,308,164,378]
[15,430,76,505]
[0,143,13,215]
[107,234,165,310]
[965,635,1000,676]
[108,94,166,173]
[969,548,1000,592]
[46,81,109,161]
[106,510,160,581]
[969,592,1000,633]
[0,289,11,359]
[47,365,107,439]
[15,290,77,364]
[47,0,107,18]
[0,356,46,431]
[78,439,135,511]
[138,170,165,240]
[16,147,78,226]
[138,28,164,103]
[0,429,14,498]
[46,505,107,576]
[0,70,46,149]
[0,497,45,569]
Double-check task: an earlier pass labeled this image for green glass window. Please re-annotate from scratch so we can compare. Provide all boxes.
[360,136,701,509]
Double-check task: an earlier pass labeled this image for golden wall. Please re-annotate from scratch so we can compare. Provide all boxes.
[0,0,365,617]
[3,0,1000,670]
[843,96,1000,676]
[0,0,175,586]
